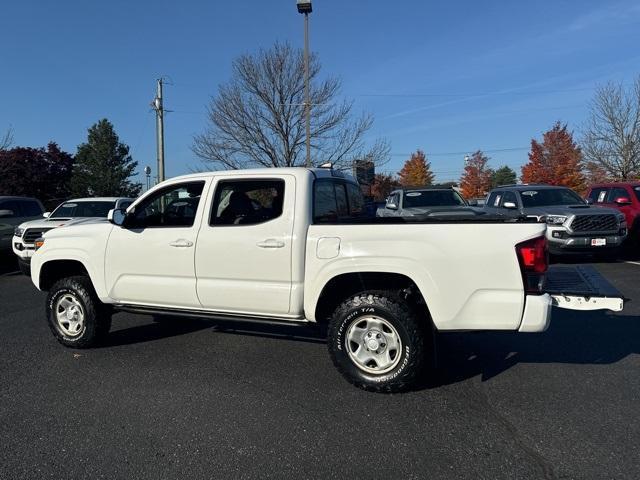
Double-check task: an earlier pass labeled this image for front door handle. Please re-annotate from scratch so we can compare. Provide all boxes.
[256,239,285,249]
[169,239,194,248]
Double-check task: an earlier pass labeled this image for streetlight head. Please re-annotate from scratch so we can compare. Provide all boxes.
[144,165,151,175]
[297,0,312,14]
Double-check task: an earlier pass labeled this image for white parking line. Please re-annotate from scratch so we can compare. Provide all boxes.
[624,261,640,266]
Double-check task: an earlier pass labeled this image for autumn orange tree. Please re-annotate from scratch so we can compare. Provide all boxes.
[459,150,493,198]
[370,173,400,201]
[521,122,585,191]
[398,150,434,186]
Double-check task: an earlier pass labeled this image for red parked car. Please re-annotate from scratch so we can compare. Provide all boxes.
[585,182,640,246]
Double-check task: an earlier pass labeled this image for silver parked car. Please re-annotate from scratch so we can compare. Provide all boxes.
[484,184,627,256]
[377,186,482,218]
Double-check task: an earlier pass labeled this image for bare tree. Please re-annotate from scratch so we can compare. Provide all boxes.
[192,42,389,170]
[0,126,14,150]
[582,77,640,179]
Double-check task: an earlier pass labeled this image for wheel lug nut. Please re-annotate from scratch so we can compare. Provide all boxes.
[381,343,386,348]
[376,334,381,339]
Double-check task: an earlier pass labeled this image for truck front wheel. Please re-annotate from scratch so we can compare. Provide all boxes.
[327,291,427,393]
[46,276,112,348]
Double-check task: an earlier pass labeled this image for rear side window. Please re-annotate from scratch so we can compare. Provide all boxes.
[487,192,503,207]
[346,183,365,216]
[211,179,284,226]
[588,187,609,204]
[21,200,43,217]
[313,180,363,223]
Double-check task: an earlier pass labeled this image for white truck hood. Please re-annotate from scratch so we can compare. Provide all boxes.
[18,216,106,230]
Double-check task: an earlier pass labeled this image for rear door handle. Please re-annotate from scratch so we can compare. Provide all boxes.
[256,239,285,249]
[169,239,194,248]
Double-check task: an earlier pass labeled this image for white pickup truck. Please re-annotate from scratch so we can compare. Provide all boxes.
[29,167,624,392]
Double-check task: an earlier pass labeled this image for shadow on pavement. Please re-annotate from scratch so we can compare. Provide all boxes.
[425,309,640,388]
[102,314,326,348]
[0,253,19,276]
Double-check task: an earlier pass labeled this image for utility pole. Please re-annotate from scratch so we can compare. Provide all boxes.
[297,0,313,167]
[152,78,166,184]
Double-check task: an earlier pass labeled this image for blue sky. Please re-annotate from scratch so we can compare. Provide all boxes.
[2,0,639,183]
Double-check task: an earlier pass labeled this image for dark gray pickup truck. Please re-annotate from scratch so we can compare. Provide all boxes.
[377,186,482,218]
[484,184,627,255]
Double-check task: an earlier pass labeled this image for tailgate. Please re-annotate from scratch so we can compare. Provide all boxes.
[544,265,624,312]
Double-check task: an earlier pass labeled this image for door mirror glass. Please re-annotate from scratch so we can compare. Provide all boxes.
[108,208,126,226]
[614,197,631,205]
[503,201,517,209]
[467,199,478,206]
[42,212,51,218]
[0,209,15,218]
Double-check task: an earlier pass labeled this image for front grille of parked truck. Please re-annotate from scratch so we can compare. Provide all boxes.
[23,228,53,244]
[569,214,618,232]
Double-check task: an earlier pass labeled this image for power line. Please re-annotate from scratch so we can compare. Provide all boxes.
[357,86,603,98]
[388,147,529,157]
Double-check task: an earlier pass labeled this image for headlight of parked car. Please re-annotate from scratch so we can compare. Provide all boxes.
[14,227,24,238]
[545,215,567,225]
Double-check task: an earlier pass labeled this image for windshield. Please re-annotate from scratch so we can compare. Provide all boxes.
[50,201,115,219]
[520,188,584,207]
[403,190,466,208]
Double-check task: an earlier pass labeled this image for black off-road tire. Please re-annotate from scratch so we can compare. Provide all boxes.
[46,276,112,348]
[327,291,427,393]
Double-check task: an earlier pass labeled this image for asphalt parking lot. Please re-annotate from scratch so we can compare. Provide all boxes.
[1,254,639,479]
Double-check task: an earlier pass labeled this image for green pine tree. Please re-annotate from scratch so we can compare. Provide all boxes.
[71,119,141,197]
[490,165,517,188]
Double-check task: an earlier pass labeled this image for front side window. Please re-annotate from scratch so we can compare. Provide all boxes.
[130,182,204,228]
[211,179,284,226]
[501,191,517,207]
[520,188,584,207]
[587,187,609,204]
[607,187,629,202]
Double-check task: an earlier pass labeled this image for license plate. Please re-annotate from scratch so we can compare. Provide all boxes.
[591,238,606,246]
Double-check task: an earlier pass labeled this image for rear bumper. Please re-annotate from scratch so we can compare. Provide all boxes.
[519,294,552,332]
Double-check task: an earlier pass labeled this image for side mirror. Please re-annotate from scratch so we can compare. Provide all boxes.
[615,197,632,205]
[584,198,593,205]
[42,212,51,218]
[0,209,14,218]
[108,208,126,226]
[503,201,517,209]
[467,199,478,206]
[386,201,398,210]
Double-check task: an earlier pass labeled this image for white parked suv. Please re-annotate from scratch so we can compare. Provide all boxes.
[28,167,623,392]
[13,197,133,274]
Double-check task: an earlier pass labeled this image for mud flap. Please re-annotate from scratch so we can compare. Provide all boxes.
[544,265,624,312]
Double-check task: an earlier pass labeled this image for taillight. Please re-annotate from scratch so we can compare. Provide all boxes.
[516,236,548,294]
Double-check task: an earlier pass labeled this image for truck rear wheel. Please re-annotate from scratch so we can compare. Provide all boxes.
[46,276,112,348]
[327,291,427,393]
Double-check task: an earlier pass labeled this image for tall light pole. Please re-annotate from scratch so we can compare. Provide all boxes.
[297,0,312,167]
[151,78,166,184]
